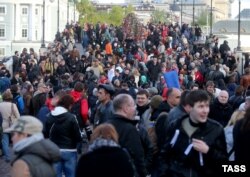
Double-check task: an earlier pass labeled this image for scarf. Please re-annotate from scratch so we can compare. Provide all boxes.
[88,138,119,153]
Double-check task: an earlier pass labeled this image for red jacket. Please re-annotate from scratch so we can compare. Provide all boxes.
[70,90,89,124]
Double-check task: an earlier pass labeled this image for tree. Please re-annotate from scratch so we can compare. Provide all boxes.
[124,4,135,16]
[77,0,97,24]
[151,9,170,24]
[108,6,124,26]
[76,0,135,26]
[197,10,211,26]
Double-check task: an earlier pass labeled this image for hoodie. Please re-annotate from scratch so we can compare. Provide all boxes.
[45,106,82,149]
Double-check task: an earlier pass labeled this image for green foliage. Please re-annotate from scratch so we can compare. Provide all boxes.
[151,9,170,24]
[108,6,125,26]
[197,10,212,26]
[76,0,134,26]
[124,4,135,16]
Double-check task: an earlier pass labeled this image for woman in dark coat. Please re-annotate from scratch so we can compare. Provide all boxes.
[76,123,135,177]
[233,107,250,164]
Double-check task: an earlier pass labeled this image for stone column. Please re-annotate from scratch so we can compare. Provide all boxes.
[28,3,36,41]
[15,3,21,41]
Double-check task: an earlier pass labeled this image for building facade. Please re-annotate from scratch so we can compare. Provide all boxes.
[0,0,78,58]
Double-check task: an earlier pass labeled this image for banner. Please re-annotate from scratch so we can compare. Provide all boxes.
[163,70,180,89]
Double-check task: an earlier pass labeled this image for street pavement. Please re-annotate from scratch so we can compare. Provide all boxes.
[0,149,13,177]
[0,158,11,177]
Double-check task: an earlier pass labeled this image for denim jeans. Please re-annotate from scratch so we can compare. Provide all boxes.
[54,151,77,177]
[2,133,10,161]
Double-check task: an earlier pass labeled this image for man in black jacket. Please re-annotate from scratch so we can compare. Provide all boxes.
[209,90,233,127]
[159,90,228,177]
[109,94,148,177]
[31,83,48,116]
[94,84,115,126]
[12,51,21,73]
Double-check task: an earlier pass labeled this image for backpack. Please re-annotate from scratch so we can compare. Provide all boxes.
[71,98,85,130]
[13,95,25,115]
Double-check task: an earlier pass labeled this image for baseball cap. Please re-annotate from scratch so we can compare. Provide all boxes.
[5,116,43,135]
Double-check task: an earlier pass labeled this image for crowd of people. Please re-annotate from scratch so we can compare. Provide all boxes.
[0,19,250,177]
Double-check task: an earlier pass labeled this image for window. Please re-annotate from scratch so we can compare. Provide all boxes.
[22,28,28,38]
[22,7,28,15]
[35,8,38,15]
[0,48,5,57]
[0,6,6,15]
[0,24,5,37]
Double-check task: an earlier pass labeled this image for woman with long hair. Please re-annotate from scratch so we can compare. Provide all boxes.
[233,107,250,163]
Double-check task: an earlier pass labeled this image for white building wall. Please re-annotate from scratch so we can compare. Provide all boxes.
[0,0,78,57]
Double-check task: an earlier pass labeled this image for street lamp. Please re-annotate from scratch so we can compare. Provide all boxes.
[192,0,195,25]
[210,0,213,36]
[237,0,241,51]
[67,0,69,25]
[41,0,45,48]
[57,0,59,34]
[180,0,183,25]
[176,0,183,25]
[41,0,55,47]
[74,0,76,22]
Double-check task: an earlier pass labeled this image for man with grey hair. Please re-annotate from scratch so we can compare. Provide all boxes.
[209,90,233,127]
[109,94,148,177]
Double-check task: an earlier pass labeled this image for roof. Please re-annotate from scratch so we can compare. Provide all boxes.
[213,20,250,34]
[170,4,180,12]
[235,9,250,19]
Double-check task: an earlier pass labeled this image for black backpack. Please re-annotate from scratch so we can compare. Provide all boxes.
[71,98,84,130]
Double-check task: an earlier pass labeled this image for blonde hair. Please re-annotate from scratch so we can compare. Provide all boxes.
[132,68,140,76]
[91,123,118,143]
[226,110,245,127]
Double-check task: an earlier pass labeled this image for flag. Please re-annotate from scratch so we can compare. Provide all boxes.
[163,70,180,89]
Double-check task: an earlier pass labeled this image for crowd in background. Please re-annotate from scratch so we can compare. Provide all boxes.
[0,20,249,177]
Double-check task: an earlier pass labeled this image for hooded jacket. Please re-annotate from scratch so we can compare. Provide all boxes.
[44,106,82,149]
[11,139,60,177]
